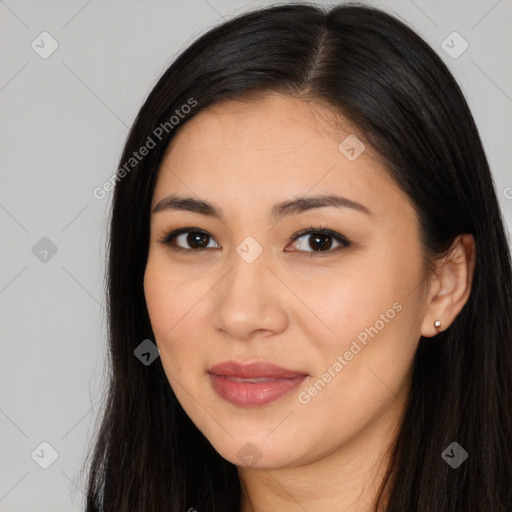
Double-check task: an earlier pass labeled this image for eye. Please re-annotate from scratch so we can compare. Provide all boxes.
[285,227,351,256]
[158,228,220,252]
[158,226,351,256]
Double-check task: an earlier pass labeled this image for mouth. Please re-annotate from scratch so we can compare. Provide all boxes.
[208,360,309,407]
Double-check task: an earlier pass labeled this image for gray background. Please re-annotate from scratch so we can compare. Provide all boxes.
[0,0,511,510]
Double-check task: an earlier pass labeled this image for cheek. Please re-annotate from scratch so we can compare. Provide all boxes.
[290,249,422,398]
[143,259,202,364]
[144,265,174,340]
[298,274,421,425]
[144,271,217,438]
[288,255,404,350]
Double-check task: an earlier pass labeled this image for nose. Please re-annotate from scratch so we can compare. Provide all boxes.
[210,250,289,341]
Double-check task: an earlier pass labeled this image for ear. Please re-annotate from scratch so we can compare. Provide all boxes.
[420,234,476,338]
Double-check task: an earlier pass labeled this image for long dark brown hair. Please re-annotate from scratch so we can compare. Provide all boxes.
[83,3,512,511]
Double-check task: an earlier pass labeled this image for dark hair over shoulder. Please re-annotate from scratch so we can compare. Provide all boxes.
[83,3,512,511]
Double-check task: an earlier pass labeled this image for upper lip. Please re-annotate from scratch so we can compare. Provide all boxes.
[208,360,308,379]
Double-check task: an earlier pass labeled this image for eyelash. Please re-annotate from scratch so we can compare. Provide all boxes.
[158,226,351,257]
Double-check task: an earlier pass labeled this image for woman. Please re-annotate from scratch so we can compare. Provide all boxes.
[83,3,512,511]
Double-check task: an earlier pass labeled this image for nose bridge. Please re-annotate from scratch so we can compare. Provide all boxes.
[222,238,272,308]
[235,233,266,265]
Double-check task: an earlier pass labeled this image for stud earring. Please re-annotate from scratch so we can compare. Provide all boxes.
[434,320,442,332]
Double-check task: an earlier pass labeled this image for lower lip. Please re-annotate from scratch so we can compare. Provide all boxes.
[209,374,307,407]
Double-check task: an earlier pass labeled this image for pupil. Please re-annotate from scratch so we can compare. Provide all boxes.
[310,234,332,251]
[188,232,209,248]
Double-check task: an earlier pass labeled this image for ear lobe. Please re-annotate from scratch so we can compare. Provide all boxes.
[420,234,476,338]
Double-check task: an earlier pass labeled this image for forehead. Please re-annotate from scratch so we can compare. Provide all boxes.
[166,93,374,158]
[153,94,404,220]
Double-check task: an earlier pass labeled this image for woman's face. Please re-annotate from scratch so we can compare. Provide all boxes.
[144,93,430,469]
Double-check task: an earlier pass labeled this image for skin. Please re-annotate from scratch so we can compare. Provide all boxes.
[143,92,475,511]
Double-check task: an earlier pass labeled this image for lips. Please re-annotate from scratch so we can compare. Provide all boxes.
[208,360,309,407]
[208,360,308,379]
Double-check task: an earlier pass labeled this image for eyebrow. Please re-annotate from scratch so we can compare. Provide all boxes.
[152,193,373,221]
